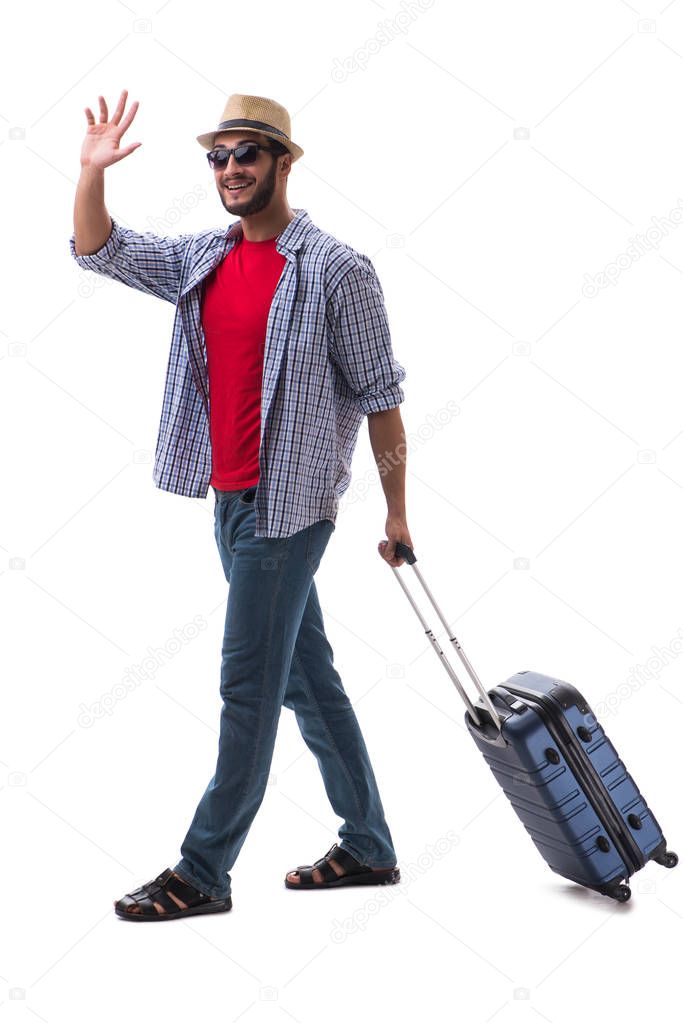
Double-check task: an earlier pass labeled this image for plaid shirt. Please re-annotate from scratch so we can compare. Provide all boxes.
[69,208,406,538]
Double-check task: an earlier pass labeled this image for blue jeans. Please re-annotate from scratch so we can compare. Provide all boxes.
[172,484,397,899]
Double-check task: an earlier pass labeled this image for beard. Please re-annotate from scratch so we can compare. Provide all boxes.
[218,155,277,216]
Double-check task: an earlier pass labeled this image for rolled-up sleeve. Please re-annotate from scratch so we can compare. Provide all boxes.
[69,218,193,305]
[326,259,406,415]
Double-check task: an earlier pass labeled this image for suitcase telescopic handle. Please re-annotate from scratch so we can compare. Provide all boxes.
[389,542,503,732]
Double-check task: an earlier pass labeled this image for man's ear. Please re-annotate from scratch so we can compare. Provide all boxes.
[279,154,292,179]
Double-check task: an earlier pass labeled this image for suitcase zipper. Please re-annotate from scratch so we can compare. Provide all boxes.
[497,684,643,877]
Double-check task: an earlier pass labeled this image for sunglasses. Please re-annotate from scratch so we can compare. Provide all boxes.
[206,142,273,170]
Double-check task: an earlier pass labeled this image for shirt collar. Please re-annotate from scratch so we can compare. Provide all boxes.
[226,208,313,257]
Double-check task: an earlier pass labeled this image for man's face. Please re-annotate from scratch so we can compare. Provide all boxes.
[212,130,285,216]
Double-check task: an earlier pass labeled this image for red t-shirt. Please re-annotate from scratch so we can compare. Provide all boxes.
[201,233,286,490]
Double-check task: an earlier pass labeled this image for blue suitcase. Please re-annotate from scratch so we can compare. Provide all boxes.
[390,542,678,902]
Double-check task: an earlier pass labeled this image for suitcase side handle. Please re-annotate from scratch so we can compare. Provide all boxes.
[389,543,503,732]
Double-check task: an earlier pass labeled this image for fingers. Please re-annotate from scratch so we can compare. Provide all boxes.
[111,142,142,162]
[88,90,138,133]
[378,540,404,566]
[111,88,127,125]
[118,99,139,135]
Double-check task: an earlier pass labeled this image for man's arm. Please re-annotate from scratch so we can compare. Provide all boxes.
[73,165,112,256]
[73,89,138,255]
[368,406,413,566]
[326,258,412,564]
[70,89,191,304]
[70,209,193,305]
[326,259,406,414]
[368,407,407,519]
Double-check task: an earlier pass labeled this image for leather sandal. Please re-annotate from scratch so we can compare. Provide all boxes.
[114,868,232,921]
[285,843,400,890]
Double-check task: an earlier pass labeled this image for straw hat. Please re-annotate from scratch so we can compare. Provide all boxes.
[196,94,304,162]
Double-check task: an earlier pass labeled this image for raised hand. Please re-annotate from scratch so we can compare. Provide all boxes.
[80,89,141,170]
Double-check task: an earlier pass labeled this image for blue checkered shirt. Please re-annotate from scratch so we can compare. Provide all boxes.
[69,207,406,537]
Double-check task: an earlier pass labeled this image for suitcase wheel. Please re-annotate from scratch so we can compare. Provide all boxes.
[654,850,679,869]
[613,883,631,903]
[602,878,632,902]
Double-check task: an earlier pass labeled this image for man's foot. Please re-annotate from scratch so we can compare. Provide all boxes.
[114,868,232,921]
[285,843,400,889]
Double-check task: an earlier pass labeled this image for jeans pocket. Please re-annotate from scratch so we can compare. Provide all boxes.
[238,485,257,506]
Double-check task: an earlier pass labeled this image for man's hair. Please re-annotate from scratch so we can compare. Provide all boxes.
[267,139,290,159]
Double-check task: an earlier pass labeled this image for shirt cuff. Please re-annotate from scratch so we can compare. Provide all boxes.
[356,382,405,415]
[69,218,120,270]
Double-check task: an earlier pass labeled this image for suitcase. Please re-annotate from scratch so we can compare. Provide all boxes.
[389,541,678,902]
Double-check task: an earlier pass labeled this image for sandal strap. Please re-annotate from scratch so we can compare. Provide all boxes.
[141,880,178,914]
[325,844,365,875]
[312,859,339,883]
[291,844,367,886]
[137,868,210,913]
[159,869,210,905]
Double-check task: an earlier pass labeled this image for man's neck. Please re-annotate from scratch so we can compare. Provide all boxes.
[240,204,296,242]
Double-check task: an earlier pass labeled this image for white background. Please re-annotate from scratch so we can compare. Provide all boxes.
[2,0,683,1018]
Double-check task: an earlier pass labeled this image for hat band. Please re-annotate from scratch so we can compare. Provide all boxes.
[216,118,290,140]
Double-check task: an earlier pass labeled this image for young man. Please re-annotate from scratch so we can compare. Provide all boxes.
[70,91,412,921]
